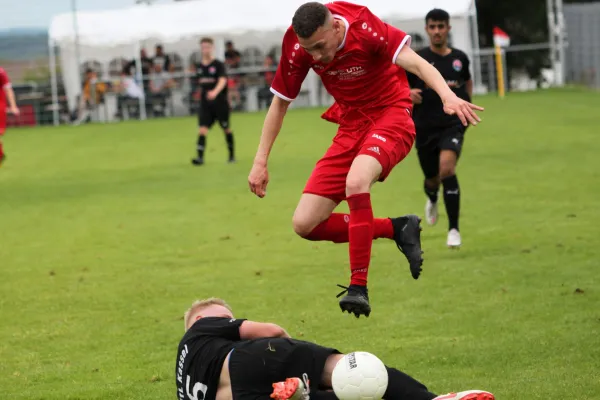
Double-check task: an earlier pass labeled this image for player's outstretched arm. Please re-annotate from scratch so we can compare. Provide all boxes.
[395,46,483,126]
[239,320,291,339]
[248,96,291,198]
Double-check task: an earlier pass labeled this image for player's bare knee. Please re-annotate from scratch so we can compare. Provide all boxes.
[345,176,370,196]
[292,213,317,238]
[199,128,208,136]
[439,164,456,179]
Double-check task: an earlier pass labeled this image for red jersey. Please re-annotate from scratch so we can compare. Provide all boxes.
[0,67,10,111]
[270,1,412,115]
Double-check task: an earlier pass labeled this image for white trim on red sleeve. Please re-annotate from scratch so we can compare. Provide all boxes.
[332,14,350,50]
[392,35,412,64]
[270,87,295,102]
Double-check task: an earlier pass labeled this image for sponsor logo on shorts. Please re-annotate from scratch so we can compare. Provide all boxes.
[367,146,380,155]
[452,138,459,145]
[372,133,387,142]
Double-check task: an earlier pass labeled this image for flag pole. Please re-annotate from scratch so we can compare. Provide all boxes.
[493,27,510,99]
[494,45,505,98]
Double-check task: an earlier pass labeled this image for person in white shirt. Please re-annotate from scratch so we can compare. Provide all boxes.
[115,68,144,119]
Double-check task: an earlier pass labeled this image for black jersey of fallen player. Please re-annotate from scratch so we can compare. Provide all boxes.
[193,59,228,102]
[175,317,246,400]
[407,48,472,129]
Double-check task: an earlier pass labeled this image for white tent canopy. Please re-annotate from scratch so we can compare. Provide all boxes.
[48,0,479,122]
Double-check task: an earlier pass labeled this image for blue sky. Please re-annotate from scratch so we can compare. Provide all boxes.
[0,0,170,30]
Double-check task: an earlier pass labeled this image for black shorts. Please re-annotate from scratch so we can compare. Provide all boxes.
[416,124,467,179]
[229,338,340,400]
[198,99,230,129]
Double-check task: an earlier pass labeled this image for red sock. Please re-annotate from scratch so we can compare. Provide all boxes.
[306,214,393,243]
[374,218,393,239]
[305,213,349,243]
[0,140,4,159]
[347,193,374,287]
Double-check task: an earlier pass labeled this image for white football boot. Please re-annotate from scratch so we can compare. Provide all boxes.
[425,199,438,226]
[447,228,461,248]
[434,390,495,400]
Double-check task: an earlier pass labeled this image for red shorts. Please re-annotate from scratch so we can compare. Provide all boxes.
[304,106,415,203]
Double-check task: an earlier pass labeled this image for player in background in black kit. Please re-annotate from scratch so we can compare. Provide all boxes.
[175,297,494,400]
[191,38,235,166]
[407,9,474,248]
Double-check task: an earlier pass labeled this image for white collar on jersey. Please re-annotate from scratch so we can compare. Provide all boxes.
[332,14,350,51]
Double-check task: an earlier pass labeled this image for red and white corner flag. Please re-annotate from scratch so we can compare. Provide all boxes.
[493,27,510,47]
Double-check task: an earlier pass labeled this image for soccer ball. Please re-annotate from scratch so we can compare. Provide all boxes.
[331,352,388,400]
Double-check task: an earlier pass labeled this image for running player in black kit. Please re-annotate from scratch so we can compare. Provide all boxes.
[407,9,474,249]
[191,38,236,166]
[175,297,494,400]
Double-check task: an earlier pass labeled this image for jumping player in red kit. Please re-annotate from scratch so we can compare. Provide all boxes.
[248,1,483,317]
[0,67,20,166]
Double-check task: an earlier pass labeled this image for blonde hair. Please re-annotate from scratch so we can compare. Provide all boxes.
[184,297,232,331]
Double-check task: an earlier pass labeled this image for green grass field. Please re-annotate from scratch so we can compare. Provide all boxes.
[1,88,599,400]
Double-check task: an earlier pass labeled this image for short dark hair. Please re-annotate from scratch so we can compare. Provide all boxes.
[425,8,450,23]
[200,37,214,45]
[292,2,330,39]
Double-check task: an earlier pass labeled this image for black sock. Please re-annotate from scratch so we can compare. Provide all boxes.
[310,391,338,400]
[442,175,460,231]
[384,366,437,400]
[197,135,206,159]
[225,132,235,159]
[424,181,439,204]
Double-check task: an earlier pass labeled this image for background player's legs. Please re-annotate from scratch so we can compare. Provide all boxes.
[217,105,235,163]
[193,106,214,165]
[0,139,5,165]
[439,149,459,229]
[438,127,465,247]
[440,149,461,247]
[193,126,210,165]
[417,145,441,226]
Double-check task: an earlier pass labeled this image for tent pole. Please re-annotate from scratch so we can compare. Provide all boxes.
[48,37,59,126]
[134,41,147,120]
[469,0,483,93]
[71,0,82,78]
[547,0,557,87]
[555,0,565,86]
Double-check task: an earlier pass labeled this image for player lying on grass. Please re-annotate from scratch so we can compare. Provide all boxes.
[175,297,495,400]
[248,1,484,318]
